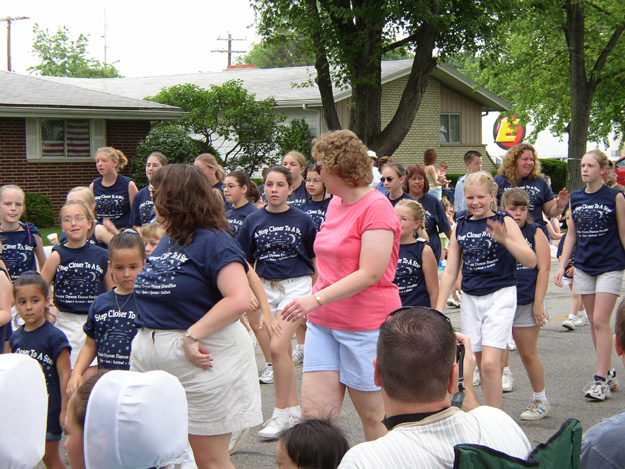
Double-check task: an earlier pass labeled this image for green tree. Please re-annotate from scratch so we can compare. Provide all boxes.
[469,0,625,189]
[252,0,510,155]
[238,35,315,68]
[146,80,286,174]
[278,118,314,162]
[28,24,121,78]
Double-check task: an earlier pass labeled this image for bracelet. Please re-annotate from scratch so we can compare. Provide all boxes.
[315,293,323,307]
[184,330,200,342]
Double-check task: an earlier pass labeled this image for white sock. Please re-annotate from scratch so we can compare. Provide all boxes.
[286,405,301,419]
[272,407,288,420]
[533,389,548,403]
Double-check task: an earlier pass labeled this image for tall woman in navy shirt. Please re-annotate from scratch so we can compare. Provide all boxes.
[556,150,625,401]
[131,165,262,467]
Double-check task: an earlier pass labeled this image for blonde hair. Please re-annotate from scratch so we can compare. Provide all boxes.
[140,222,165,239]
[441,197,451,212]
[498,143,543,186]
[0,185,25,202]
[95,147,128,170]
[284,151,307,169]
[465,171,499,212]
[584,149,609,168]
[384,162,407,179]
[312,130,372,187]
[60,200,96,238]
[67,187,95,208]
[396,199,429,241]
[195,154,225,182]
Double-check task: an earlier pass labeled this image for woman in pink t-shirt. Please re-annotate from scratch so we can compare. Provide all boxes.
[283,130,401,441]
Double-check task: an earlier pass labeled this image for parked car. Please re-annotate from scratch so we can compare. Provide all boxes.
[614,156,625,185]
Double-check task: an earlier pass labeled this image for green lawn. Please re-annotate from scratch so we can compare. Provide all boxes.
[39,227,61,246]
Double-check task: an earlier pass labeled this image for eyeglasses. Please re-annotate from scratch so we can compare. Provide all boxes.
[384,306,465,407]
[397,216,416,222]
[225,184,241,190]
[381,177,395,183]
[306,178,322,184]
[62,215,87,224]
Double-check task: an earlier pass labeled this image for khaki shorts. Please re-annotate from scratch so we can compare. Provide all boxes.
[130,322,262,436]
[55,311,96,368]
[573,269,624,296]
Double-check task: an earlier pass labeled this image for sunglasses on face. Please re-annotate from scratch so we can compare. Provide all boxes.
[381,177,396,183]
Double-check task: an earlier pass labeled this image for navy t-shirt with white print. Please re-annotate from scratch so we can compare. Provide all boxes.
[413,193,451,262]
[288,183,308,210]
[0,222,41,281]
[134,229,248,331]
[226,202,257,236]
[10,321,70,435]
[237,207,316,280]
[303,198,330,232]
[130,186,155,227]
[495,176,554,231]
[92,174,134,229]
[393,239,431,307]
[516,223,539,305]
[84,289,138,370]
[52,243,109,314]
[456,211,517,296]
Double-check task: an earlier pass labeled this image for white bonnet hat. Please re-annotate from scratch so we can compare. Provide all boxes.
[0,354,47,469]
[84,370,188,469]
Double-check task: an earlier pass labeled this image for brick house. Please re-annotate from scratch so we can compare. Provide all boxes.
[43,60,510,174]
[0,71,183,213]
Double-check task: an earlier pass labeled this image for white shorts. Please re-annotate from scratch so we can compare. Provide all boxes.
[55,311,96,368]
[573,269,624,295]
[131,321,263,436]
[261,276,313,314]
[461,286,516,352]
[562,276,573,286]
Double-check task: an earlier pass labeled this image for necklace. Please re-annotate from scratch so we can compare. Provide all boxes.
[115,290,133,313]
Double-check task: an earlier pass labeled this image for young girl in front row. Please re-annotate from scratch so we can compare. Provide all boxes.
[42,201,115,368]
[0,185,47,280]
[393,200,439,307]
[501,188,551,421]
[10,271,71,469]
[66,230,146,396]
[224,170,260,236]
[237,165,317,440]
[436,171,536,408]
[556,150,625,401]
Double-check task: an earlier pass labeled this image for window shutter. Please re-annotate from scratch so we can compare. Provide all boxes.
[90,119,106,154]
[25,118,41,160]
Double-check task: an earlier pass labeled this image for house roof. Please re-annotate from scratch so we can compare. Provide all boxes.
[40,60,510,112]
[0,71,185,120]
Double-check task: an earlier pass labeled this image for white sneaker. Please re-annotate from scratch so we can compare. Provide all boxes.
[607,369,619,391]
[520,401,551,421]
[473,368,480,386]
[585,380,611,401]
[562,317,577,331]
[258,415,297,440]
[447,297,461,308]
[259,364,274,384]
[575,313,588,327]
[502,367,514,392]
[228,427,249,455]
[292,345,304,365]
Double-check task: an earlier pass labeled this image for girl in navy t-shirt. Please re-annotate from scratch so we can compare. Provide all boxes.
[0,256,11,354]
[303,165,331,232]
[67,230,145,397]
[383,162,416,207]
[42,201,114,367]
[436,171,536,409]
[0,185,47,281]
[224,170,260,236]
[282,151,308,209]
[130,152,168,228]
[90,147,138,230]
[501,188,551,420]
[556,150,625,401]
[11,271,70,467]
[66,187,116,247]
[393,199,438,307]
[237,165,316,440]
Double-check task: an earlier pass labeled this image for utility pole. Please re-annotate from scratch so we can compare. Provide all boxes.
[212,33,246,68]
[1,16,29,72]
[102,8,109,64]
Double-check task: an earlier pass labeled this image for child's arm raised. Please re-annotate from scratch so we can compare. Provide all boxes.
[57,347,71,431]
[40,251,61,285]
[436,226,461,311]
[422,244,439,308]
[532,228,551,327]
[486,216,536,269]
[66,336,97,397]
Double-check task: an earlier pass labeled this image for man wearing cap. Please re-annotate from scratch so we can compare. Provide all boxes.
[369,150,381,189]
[338,307,530,468]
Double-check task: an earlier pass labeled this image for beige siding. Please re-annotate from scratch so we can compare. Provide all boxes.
[440,85,483,145]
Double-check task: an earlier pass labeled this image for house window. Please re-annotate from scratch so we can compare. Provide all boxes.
[440,114,460,143]
[25,118,106,161]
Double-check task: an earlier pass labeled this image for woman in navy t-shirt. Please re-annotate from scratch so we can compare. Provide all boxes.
[556,150,625,401]
[132,164,262,466]
[495,143,569,236]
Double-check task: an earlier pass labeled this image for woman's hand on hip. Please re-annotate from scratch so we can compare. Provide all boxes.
[182,335,213,370]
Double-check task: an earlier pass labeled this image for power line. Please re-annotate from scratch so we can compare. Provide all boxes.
[1,16,29,72]
[212,33,246,68]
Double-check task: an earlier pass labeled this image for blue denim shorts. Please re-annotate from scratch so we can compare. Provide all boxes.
[302,321,380,392]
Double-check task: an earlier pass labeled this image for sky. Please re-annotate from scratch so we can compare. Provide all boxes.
[0,0,259,77]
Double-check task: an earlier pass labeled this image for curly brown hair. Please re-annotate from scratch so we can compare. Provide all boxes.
[498,143,544,186]
[151,164,231,247]
[312,130,372,187]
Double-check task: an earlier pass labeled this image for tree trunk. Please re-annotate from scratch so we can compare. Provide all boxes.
[565,0,590,190]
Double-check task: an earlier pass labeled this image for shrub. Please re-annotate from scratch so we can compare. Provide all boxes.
[131,124,214,188]
[539,159,567,192]
[23,193,55,228]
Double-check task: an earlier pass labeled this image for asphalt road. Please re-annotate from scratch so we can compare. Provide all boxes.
[39,261,624,467]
